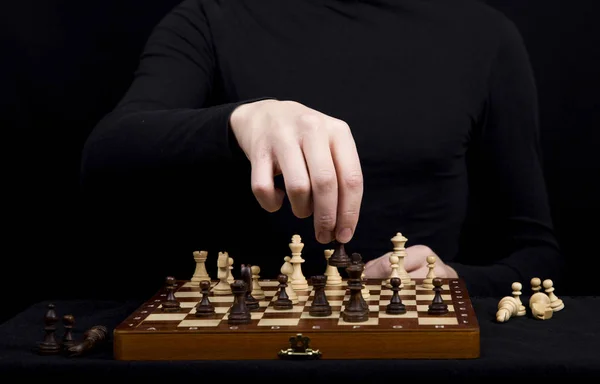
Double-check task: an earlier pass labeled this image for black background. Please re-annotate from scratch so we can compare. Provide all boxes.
[2,0,599,323]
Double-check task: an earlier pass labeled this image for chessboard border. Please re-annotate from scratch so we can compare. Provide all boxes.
[113,277,480,360]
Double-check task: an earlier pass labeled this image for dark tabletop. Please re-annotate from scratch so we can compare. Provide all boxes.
[1,296,599,380]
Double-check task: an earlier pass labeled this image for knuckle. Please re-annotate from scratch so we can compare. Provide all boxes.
[251,181,271,197]
[312,170,337,192]
[342,170,364,190]
[316,214,336,231]
[286,179,311,196]
[330,119,351,133]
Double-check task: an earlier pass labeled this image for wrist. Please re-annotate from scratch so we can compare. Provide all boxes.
[230,99,277,135]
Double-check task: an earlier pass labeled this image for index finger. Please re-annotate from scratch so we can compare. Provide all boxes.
[329,120,363,243]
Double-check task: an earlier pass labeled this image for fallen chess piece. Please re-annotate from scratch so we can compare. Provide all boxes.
[67,325,108,357]
[529,292,553,320]
[496,296,519,323]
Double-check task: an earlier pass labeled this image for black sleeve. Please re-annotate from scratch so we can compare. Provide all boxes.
[80,0,267,189]
[448,20,564,296]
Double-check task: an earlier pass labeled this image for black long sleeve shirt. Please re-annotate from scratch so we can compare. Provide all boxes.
[80,0,563,297]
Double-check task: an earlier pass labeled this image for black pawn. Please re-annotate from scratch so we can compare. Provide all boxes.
[428,278,448,315]
[61,314,76,350]
[241,264,260,311]
[274,274,293,310]
[342,263,370,322]
[228,280,252,325]
[386,278,406,314]
[195,280,215,317]
[37,303,61,355]
[328,240,351,268]
[309,275,332,316]
[162,276,181,312]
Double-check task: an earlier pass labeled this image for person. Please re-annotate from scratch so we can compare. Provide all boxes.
[80,0,563,297]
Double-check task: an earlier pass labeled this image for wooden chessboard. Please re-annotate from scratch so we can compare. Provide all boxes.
[113,277,480,360]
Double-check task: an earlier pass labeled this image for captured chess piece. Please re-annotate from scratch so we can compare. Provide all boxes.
[386,277,406,314]
[37,303,61,355]
[309,275,332,316]
[495,296,520,323]
[342,261,370,322]
[328,239,351,268]
[195,280,216,316]
[427,278,448,315]
[274,274,294,310]
[67,325,108,357]
[531,277,542,293]
[228,280,252,325]
[61,314,76,350]
[529,292,553,320]
[543,279,564,312]
[511,282,527,316]
[161,276,181,312]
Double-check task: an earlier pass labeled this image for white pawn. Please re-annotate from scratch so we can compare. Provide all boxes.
[227,257,234,284]
[531,277,542,293]
[251,265,265,300]
[324,249,342,286]
[543,279,564,312]
[361,271,370,299]
[386,253,401,288]
[421,255,436,289]
[496,296,519,323]
[281,256,298,304]
[511,282,526,316]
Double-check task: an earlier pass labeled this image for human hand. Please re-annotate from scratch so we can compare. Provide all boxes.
[363,245,458,279]
[229,99,363,244]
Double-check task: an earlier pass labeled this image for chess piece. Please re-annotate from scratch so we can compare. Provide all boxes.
[241,264,260,311]
[289,234,309,290]
[496,296,520,323]
[324,249,342,286]
[531,277,542,293]
[543,279,564,311]
[37,303,61,355]
[195,280,216,316]
[427,278,448,315]
[228,280,252,324]
[328,239,351,268]
[421,255,436,289]
[251,265,265,300]
[386,277,406,314]
[361,271,370,299]
[227,256,234,284]
[61,314,76,350]
[161,276,181,312]
[351,253,369,310]
[529,292,553,320]
[391,232,411,285]
[386,252,401,288]
[281,256,299,304]
[511,282,526,316]
[309,275,332,316]
[191,250,210,283]
[213,251,232,295]
[67,325,108,357]
[342,262,370,322]
[274,274,293,310]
